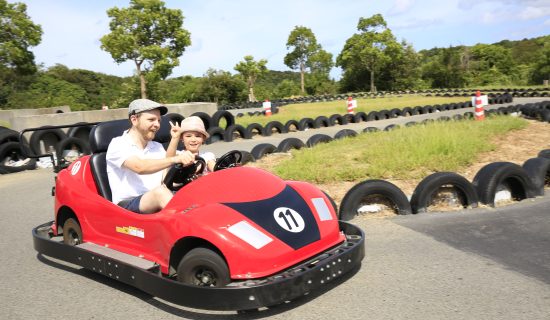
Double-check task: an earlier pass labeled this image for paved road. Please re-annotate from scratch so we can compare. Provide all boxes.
[1,169,549,319]
[203,97,549,156]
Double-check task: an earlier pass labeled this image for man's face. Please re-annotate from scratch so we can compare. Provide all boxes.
[131,109,161,141]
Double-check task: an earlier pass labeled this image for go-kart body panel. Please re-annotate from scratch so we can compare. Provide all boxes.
[54,156,346,278]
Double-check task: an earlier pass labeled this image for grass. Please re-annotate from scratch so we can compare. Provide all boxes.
[272,116,528,184]
[234,95,469,127]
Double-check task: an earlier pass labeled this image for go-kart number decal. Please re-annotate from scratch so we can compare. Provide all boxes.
[273,207,305,233]
[71,161,81,175]
[223,185,320,250]
[116,226,145,238]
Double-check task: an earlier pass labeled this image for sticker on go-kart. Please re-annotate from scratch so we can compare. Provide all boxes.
[273,207,305,233]
[223,185,320,250]
[116,225,145,238]
[71,161,81,175]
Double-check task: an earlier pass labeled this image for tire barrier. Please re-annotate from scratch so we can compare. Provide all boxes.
[313,116,331,128]
[410,172,479,214]
[334,129,358,140]
[245,123,263,138]
[206,127,225,144]
[277,138,305,152]
[472,162,537,207]
[56,137,92,162]
[522,157,550,196]
[329,114,348,126]
[284,120,300,132]
[339,180,412,221]
[306,134,333,147]
[0,126,20,145]
[298,118,315,131]
[0,141,37,174]
[262,121,287,136]
[223,124,248,142]
[251,143,277,160]
[239,150,255,164]
[29,127,67,155]
[211,110,235,129]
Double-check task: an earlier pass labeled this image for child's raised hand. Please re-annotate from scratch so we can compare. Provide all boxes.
[169,121,182,139]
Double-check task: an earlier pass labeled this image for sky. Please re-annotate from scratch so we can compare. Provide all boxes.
[22,0,550,80]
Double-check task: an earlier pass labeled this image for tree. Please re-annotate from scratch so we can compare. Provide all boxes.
[531,40,550,85]
[234,55,267,102]
[100,0,191,99]
[284,26,333,95]
[0,0,42,74]
[337,14,400,92]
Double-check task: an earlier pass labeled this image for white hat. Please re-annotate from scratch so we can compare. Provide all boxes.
[180,116,209,138]
[128,99,168,116]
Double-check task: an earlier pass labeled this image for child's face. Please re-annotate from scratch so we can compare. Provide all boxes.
[182,131,205,153]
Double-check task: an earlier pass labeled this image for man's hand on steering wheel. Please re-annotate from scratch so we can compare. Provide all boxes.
[164,155,206,191]
[173,150,195,167]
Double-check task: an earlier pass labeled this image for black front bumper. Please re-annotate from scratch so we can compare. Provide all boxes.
[32,221,364,311]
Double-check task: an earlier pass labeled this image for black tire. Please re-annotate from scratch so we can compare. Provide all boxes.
[363,127,380,133]
[277,138,305,152]
[538,149,550,159]
[176,247,230,287]
[239,150,255,164]
[472,162,537,207]
[384,124,400,131]
[313,116,330,128]
[245,123,263,138]
[284,120,300,132]
[306,134,332,147]
[353,112,368,123]
[223,124,248,142]
[56,137,91,161]
[63,218,82,246]
[410,172,479,214]
[211,110,235,129]
[522,157,550,196]
[366,111,381,121]
[251,143,277,159]
[334,129,357,140]
[164,112,185,124]
[405,121,417,127]
[329,114,347,125]
[262,121,286,136]
[298,118,315,131]
[0,141,37,174]
[29,127,67,155]
[190,112,212,131]
[339,179,412,220]
[206,126,225,144]
[389,108,402,118]
[67,123,93,142]
[0,127,20,145]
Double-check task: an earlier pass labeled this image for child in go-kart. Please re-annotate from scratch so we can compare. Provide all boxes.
[169,116,216,174]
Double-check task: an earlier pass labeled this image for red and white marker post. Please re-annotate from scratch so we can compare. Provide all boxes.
[347,97,357,114]
[263,99,272,116]
[474,90,485,121]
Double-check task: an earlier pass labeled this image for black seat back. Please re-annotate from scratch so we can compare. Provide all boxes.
[88,119,129,200]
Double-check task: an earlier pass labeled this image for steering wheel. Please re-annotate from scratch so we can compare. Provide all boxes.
[214,150,243,171]
[163,156,206,191]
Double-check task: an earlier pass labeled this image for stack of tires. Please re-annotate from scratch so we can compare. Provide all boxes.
[0,126,36,174]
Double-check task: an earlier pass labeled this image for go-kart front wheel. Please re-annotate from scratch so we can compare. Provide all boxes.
[63,218,82,246]
[176,248,230,287]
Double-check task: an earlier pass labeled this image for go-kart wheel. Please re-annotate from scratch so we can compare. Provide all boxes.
[214,150,243,171]
[163,156,206,191]
[176,248,230,287]
[63,218,82,246]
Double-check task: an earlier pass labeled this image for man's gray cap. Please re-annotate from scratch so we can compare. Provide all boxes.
[128,99,168,116]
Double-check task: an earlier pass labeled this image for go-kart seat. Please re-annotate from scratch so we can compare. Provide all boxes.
[88,119,129,201]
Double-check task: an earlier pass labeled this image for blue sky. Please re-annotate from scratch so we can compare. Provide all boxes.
[23,0,550,80]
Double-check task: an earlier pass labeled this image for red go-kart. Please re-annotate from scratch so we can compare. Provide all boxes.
[27,118,364,311]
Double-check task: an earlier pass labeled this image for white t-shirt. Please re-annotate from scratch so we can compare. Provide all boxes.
[106,132,166,205]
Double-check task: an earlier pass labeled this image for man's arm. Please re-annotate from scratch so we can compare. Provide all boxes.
[124,152,195,175]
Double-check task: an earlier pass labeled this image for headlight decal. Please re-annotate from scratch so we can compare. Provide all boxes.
[311,198,333,221]
[227,220,273,249]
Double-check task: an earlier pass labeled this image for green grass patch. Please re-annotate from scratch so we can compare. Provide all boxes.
[235,95,468,127]
[273,116,528,184]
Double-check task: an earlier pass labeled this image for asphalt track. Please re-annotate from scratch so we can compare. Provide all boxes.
[1,170,549,319]
[1,98,550,319]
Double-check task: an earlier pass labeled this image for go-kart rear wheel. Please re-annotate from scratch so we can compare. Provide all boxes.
[63,218,82,246]
[176,248,230,287]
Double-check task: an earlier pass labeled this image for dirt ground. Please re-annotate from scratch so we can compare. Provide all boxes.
[248,119,550,211]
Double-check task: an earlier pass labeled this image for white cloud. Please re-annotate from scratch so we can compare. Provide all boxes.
[388,0,415,15]
[519,6,550,19]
